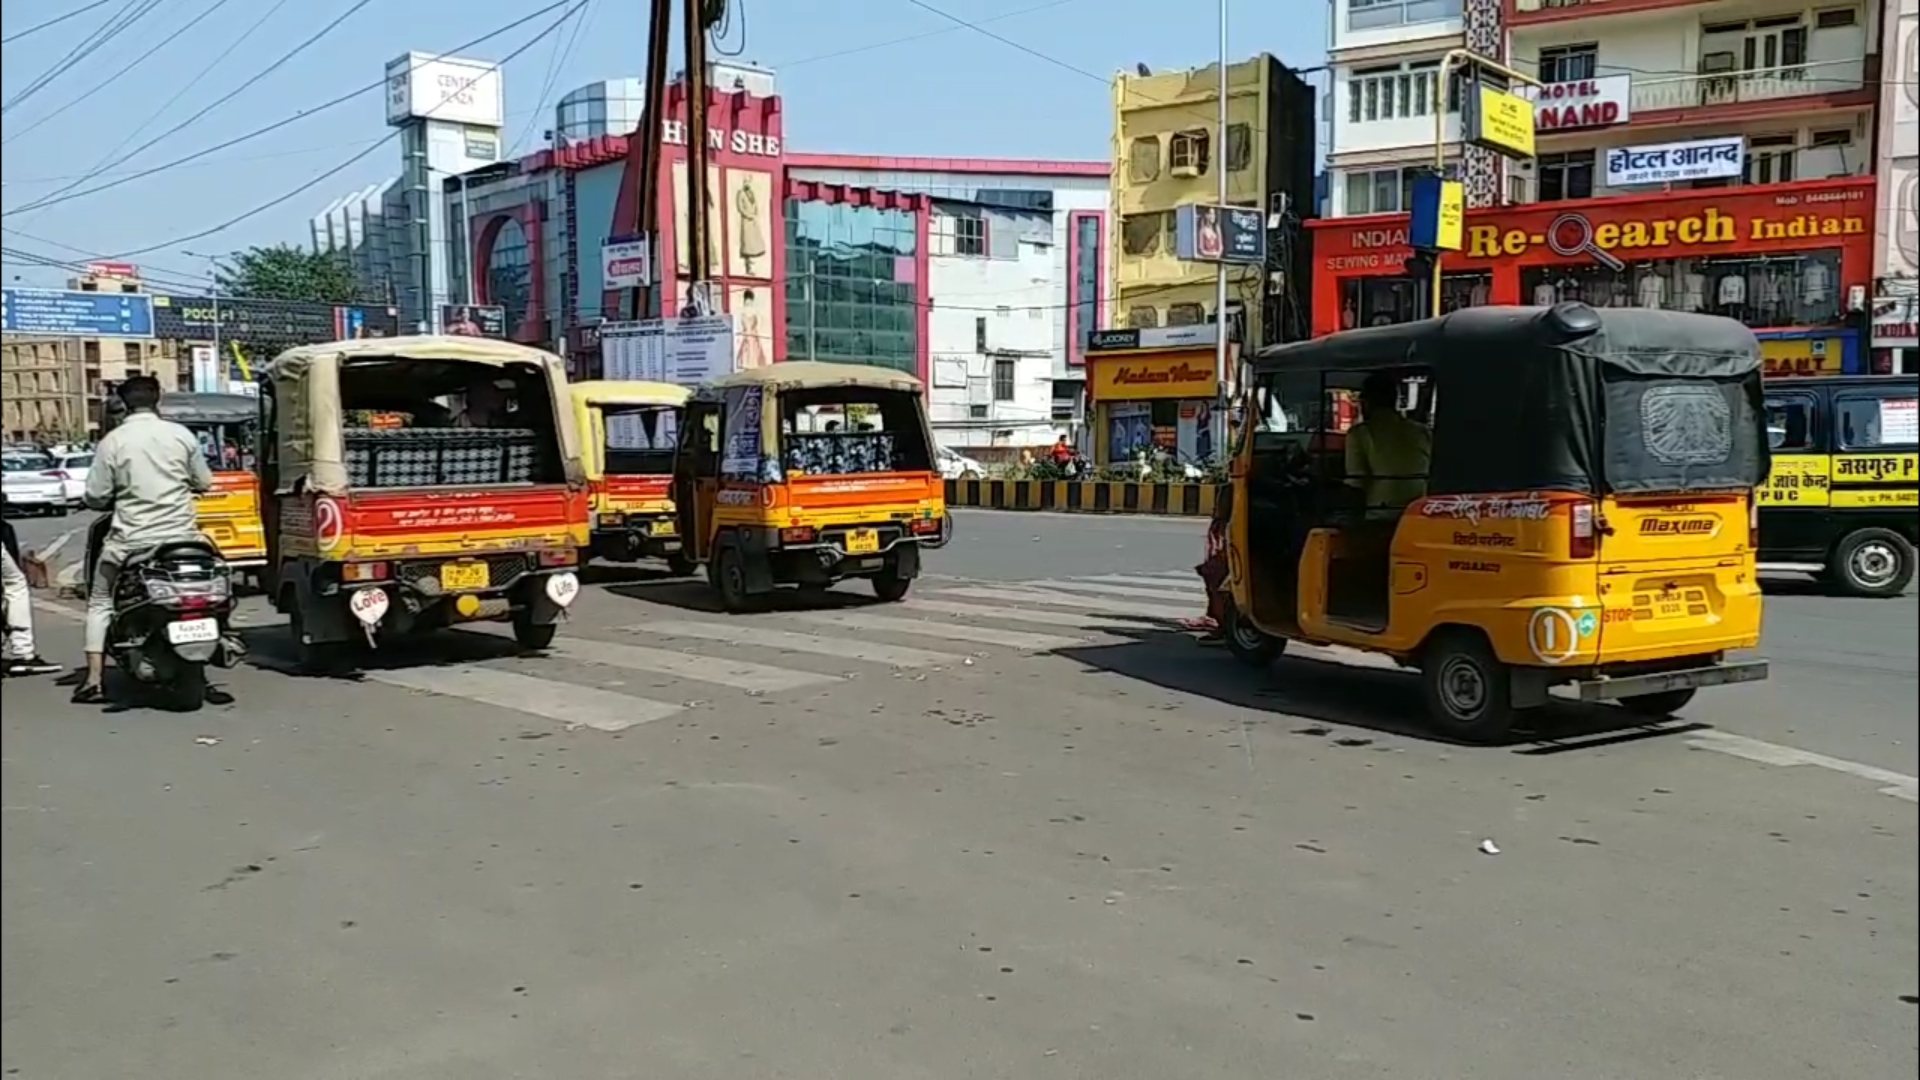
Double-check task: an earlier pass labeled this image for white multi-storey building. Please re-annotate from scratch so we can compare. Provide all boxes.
[1876,0,1917,371]
[1324,0,1467,219]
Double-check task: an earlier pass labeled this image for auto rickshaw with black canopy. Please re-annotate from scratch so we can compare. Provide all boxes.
[672,362,947,612]
[1224,303,1772,741]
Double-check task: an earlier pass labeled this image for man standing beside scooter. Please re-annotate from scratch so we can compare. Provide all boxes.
[71,377,221,705]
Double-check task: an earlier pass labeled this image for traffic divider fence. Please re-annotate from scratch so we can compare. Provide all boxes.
[944,478,1224,517]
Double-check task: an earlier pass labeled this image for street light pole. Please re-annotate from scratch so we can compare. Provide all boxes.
[1215,0,1230,387]
[1430,50,1542,318]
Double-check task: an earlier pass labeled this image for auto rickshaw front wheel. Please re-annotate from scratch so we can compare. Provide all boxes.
[1420,630,1524,744]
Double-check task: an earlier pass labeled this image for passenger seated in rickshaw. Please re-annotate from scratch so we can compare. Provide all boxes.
[1331,371,1431,625]
[452,378,515,428]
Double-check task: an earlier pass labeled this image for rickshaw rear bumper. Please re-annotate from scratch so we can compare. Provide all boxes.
[1573,659,1770,702]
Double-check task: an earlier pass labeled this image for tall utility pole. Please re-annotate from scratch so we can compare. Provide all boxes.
[626,0,723,321]
[1214,2,1230,396]
[628,0,674,322]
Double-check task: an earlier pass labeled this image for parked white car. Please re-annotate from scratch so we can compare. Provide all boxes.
[936,445,985,481]
[2,453,68,516]
[53,452,93,506]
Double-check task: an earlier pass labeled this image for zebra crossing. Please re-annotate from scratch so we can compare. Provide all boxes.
[345,570,1211,732]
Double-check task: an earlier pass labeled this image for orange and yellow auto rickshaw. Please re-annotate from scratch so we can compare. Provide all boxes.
[672,362,947,611]
[257,336,589,669]
[570,380,696,574]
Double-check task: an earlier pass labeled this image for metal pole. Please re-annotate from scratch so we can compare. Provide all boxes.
[1214,0,1229,389]
[209,256,220,387]
[1430,49,1544,319]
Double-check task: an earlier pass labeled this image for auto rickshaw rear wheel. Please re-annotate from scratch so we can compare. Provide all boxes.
[512,608,557,650]
[871,561,912,602]
[1223,601,1284,668]
[666,553,698,577]
[1421,630,1521,744]
[285,591,347,675]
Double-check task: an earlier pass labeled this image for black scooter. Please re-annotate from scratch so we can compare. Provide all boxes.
[85,514,243,710]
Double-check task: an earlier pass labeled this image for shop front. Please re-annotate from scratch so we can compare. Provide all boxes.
[1308,177,1878,376]
[1873,291,1917,374]
[1084,325,1227,468]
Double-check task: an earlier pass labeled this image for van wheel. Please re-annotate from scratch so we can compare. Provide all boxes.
[1828,528,1915,597]
[871,563,912,603]
[1618,688,1697,717]
[1223,601,1284,668]
[711,544,755,614]
[1421,631,1520,744]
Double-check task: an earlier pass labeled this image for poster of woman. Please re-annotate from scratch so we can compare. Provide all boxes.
[727,171,773,280]
[728,285,772,369]
[1195,206,1224,260]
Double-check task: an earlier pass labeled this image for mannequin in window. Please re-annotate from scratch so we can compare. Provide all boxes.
[1679,262,1707,313]
[1636,266,1666,309]
[1717,269,1747,322]
[1802,258,1833,322]
[1531,278,1558,306]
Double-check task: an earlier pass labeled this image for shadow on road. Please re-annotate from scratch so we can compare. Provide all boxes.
[237,622,528,681]
[603,577,885,615]
[1053,627,1708,752]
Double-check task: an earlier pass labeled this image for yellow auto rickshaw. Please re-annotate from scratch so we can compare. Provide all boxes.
[258,336,590,669]
[570,380,696,573]
[1224,304,1772,741]
[155,393,268,571]
[673,362,948,611]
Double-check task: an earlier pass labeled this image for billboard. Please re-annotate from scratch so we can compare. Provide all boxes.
[385,52,505,128]
[441,304,507,338]
[1173,204,1268,265]
[149,295,401,343]
[1,288,154,338]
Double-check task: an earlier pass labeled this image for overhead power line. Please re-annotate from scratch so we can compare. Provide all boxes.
[1,0,166,116]
[103,0,592,260]
[4,0,245,146]
[1,0,117,44]
[30,0,376,208]
[6,0,579,217]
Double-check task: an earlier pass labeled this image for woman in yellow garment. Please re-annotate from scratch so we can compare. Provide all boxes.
[1344,372,1431,513]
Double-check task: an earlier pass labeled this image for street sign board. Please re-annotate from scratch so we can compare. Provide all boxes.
[1,287,155,338]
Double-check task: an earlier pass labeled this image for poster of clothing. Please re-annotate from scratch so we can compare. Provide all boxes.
[726,170,773,280]
[1108,402,1153,462]
[671,161,724,276]
[727,284,773,369]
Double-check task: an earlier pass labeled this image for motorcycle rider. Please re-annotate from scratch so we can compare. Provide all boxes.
[73,376,217,705]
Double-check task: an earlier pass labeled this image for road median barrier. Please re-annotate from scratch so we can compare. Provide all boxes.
[944,478,1224,517]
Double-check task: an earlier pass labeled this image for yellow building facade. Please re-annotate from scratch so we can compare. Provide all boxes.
[1110,54,1313,349]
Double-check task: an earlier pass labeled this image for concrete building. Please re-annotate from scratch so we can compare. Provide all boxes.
[1309,0,1886,376]
[1876,0,1917,372]
[1109,54,1319,350]
[1,338,86,442]
[924,198,1059,447]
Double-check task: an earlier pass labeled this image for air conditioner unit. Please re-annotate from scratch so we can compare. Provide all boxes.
[1170,163,1201,178]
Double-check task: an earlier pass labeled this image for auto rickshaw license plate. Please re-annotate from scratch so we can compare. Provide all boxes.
[441,561,490,590]
[846,529,880,554]
[650,520,677,537]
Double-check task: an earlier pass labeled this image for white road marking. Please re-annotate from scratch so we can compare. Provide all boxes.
[1022,578,1203,602]
[1687,730,1918,803]
[792,610,1083,652]
[935,586,1195,623]
[553,635,842,692]
[632,620,964,668]
[904,599,1155,630]
[1081,573,1206,591]
[362,666,681,731]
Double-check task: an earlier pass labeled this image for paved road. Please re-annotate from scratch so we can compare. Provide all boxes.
[4,509,1915,1079]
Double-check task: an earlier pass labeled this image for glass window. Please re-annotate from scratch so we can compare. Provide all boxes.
[1225,124,1252,172]
[1836,393,1919,450]
[1070,215,1100,362]
[1120,213,1163,256]
[1520,251,1843,329]
[1538,44,1599,83]
[785,198,919,374]
[1764,395,1816,451]
[1538,150,1596,202]
[993,359,1016,401]
[1348,0,1461,31]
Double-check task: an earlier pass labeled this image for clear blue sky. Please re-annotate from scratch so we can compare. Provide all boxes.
[1,0,1325,292]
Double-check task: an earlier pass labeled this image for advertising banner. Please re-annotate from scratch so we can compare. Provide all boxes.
[149,295,400,343]
[1522,75,1632,131]
[384,52,504,127]
[600,315,737,387]
[1174,204,1267,265]
[440,304,507,338]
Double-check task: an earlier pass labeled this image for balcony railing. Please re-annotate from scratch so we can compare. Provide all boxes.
[1629,58,1865,113]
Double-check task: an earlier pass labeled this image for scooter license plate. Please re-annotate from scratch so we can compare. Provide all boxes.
[167,618,220,645]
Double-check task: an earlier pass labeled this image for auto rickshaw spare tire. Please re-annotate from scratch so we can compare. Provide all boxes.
[1420,629,1522,744]
[1828,527,1915,598]
[512,607,557,650]
[871,560,912,603]
[1223,600,1284,668]
[713,543,754,613]
[1617,688,1697,717]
